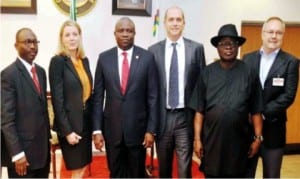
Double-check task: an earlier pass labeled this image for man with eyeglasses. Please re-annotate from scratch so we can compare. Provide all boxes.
[243,17,299,178]
[1,28,50,178]
[189,24,264,177]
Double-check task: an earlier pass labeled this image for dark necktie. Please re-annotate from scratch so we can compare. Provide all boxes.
[168,43,179,109]
[31,66,41,94]
[121,51,129,95]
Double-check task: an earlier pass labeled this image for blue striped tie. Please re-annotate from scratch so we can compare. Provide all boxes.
[169,43,179,109]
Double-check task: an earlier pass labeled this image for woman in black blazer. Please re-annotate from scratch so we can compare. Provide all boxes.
[49,20,93,178]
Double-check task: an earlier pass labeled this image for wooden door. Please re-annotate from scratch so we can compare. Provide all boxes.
[240,22,300,145]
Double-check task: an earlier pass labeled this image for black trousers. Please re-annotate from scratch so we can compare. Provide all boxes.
[245,144,284,178]
[157,110,193,178]
[105,137,146,178]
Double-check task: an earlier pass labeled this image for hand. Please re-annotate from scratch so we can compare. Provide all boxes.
[66,132,82,145]
[93,134,105,152]
[194,139,204,159]
[14,156,29,176]
[142,132,154,148]
[248,140,261,158]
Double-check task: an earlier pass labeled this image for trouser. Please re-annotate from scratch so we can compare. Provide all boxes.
[157,110,193,178]
[245,144,284,178]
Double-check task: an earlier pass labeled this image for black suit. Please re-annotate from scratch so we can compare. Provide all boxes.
[1,58,50,177]
[243,49,299,177]
[49,55,93,169]
[92,46,159,177]
[148,38,206,177]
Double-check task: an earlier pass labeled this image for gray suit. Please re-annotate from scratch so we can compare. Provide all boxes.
[149,38,206,177]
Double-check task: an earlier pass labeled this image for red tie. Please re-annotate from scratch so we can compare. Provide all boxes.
[121,52,129,95]
[31,66,41,94]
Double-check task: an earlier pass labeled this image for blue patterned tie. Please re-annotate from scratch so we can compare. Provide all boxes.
[169,43,179,109]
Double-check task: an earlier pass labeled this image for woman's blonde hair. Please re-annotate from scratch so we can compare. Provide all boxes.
[56,20,85,59]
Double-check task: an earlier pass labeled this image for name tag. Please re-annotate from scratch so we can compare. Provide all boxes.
[272,77,284,86]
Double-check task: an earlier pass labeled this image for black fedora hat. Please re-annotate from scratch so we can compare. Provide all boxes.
[211,24,246,47]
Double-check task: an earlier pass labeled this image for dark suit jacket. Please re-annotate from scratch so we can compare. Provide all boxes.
[148,38,206,139]
[49,55,93,137]
[243,50,299,148]
[1,58,50,169]
[92,45,159,146]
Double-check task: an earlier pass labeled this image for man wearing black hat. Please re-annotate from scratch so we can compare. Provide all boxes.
[189,24,264,177]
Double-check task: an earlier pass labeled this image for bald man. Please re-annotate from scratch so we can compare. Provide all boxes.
[92,17,159,177]
[148,6,206,177]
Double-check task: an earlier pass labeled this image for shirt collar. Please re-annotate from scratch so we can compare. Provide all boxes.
[18,56,35,71]
[166,36,184,48]
[259,47,280,56]
[117,46,134,57]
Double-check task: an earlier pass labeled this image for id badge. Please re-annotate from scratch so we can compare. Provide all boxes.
[272,77,284,86]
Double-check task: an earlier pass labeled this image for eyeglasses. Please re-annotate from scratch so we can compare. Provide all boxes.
[263,30,284,36]
[18,39,40,46]
[217,41,239,48]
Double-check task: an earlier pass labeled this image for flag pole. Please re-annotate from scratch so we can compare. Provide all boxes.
[70,0,77,21]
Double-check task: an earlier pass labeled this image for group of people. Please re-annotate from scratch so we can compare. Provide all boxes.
[1,5,299,178]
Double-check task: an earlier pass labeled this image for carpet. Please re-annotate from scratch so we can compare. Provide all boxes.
[60,154,205,178]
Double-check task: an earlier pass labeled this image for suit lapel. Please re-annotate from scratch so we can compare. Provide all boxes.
[184,38,192,86]
[109,48,121,93]
[65,58,82,87]
[158,41,167,89]
[125,46,140,95]
[82,58,93,87]
[265,51,285,81]
[252,51,261,75]
[35,65,45,97]
[16,59,41,97]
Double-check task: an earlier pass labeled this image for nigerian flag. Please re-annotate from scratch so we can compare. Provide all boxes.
[70,0,77,21]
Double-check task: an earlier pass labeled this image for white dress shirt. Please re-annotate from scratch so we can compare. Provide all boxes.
[259,48,279,88]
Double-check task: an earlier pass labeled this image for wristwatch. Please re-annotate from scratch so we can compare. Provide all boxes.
[253,135,264,142]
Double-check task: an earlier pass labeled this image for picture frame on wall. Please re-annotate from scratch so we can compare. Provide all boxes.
[112,0,152,17]
[0,0,37,14]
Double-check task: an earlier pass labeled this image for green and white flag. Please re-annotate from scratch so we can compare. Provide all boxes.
[70,0,77,21]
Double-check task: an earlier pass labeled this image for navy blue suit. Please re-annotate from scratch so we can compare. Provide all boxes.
[92,45,159,177]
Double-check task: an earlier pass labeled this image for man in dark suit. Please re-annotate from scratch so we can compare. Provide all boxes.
[92,17,159,178]
[243,17,299,178]
[148,6,206,178]
[1,28,50,178]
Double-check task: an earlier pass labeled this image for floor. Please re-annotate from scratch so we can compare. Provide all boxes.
[2,151,300,178]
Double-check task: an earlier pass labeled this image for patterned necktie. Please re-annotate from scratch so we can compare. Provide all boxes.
[168,43,179,109]
[121,51,129,95]
[31,66,41,94]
